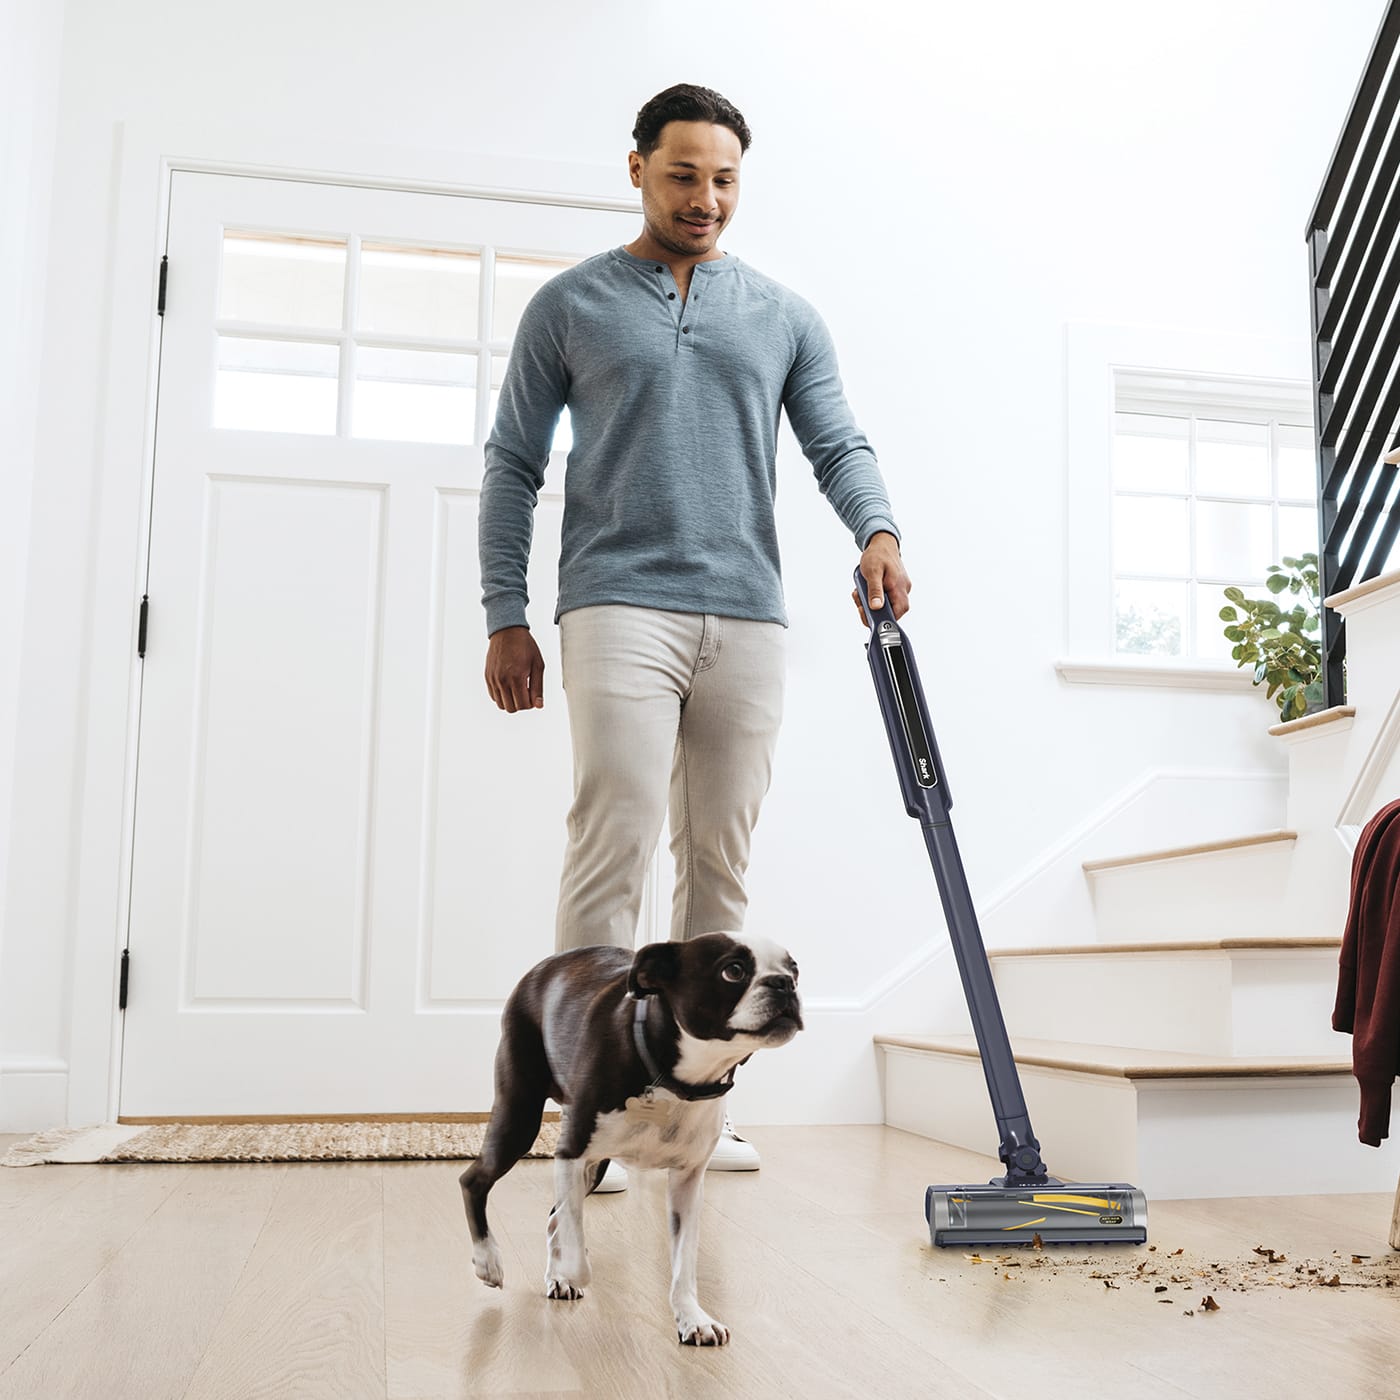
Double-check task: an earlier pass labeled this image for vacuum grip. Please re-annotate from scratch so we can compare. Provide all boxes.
[853,567,951,822]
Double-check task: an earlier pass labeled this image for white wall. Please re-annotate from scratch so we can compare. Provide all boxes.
[1,0,1388,1129]
[0,0,68,1127]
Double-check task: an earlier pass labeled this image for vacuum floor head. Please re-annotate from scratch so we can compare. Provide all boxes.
[926,1180,1148,1247]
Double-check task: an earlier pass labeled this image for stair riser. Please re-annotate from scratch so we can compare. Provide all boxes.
[992,951,1347,1058]
[881,1045,1400,1198]
[1334,581,1400,712]
[1087,845,1294,941]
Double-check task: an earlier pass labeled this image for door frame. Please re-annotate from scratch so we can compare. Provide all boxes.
[67,116,638,1127]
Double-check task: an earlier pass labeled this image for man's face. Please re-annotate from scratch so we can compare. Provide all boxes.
[629,120,742,260]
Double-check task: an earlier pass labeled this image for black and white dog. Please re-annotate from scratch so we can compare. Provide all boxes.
[460,932,802,1346]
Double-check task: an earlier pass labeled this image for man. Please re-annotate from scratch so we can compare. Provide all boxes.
[479,83,911,1185]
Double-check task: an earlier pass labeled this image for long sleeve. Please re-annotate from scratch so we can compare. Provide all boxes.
[478,285,570,636]
[781,304,900,550]
[1334,799,1400,1146]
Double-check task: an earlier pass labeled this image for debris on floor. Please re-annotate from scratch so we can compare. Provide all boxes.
[945,1236,1399,1308]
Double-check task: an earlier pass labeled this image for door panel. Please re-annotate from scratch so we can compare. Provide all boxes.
[121,172,636,1114]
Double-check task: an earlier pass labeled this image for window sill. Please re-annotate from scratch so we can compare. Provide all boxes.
[1055,658,1258,693]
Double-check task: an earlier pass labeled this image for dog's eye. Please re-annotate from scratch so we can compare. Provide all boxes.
[721,962,748,983]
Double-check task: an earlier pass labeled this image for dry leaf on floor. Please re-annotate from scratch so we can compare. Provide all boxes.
[1253,1246,1286,1263]
[1201,1295,1221,1311]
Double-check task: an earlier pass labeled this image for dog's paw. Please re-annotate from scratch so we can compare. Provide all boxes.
[545,1275,586,1301]
[472,1238,505,1289]
[676,1311,730,1346]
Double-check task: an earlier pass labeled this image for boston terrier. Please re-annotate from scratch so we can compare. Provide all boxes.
[460,931,802,1346]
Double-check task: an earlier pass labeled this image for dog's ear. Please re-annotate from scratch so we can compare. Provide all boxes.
[628,941,680,998]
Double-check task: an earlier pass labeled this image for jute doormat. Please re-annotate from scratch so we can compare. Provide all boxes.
[1,1120,560,1167]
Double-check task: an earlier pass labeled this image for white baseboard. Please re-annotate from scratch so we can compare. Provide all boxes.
[0,1058,68,1133]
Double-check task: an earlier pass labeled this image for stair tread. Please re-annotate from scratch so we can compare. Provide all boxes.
[991,936,1341,958]
[874,1032,1350,1079]
[1082,830,1296,874]
[1267,705,1355,737]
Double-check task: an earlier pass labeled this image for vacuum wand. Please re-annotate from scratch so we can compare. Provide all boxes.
[852,571,1047,1185]
[853,567,1148,1247]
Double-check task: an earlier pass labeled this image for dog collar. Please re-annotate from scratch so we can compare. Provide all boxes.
[631,995,737,1101]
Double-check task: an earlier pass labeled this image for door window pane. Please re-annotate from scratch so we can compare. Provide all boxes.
[1196,420,1269,498]
[1196,500,1272,578]
[1114,414,1189,492]
[353,347,475,445]
[214,337,339,435]
[219,232,346,329]
[358,243,481,340]
[1114,496,1190,575]
[1115,579,1186,656]
[492,255,574,340]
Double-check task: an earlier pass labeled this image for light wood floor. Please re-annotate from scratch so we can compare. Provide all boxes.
[1,1125,1397,1400]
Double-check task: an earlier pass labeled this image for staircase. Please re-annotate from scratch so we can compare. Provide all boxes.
[876,570,1400,1199]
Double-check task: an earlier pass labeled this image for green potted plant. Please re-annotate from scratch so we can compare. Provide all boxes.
[1219,553,1324,721]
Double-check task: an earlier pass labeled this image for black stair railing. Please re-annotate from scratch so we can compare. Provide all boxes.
[1307,0,1400,706]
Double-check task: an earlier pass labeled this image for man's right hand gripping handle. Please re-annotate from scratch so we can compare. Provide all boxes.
[485,626,546,712]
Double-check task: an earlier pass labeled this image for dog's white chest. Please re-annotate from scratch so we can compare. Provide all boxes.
[587,1093,724,1170]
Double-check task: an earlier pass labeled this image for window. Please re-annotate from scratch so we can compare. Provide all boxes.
[1112,372,1317,660]
[213,230,574,448]
[1062,322,1319,682]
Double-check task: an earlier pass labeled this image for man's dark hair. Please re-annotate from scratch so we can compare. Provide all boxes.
[632,83,752,157]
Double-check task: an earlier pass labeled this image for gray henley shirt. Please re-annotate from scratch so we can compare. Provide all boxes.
[478,245,899,635]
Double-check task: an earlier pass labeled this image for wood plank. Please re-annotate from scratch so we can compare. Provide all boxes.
[0,1164,283,1400]
[1083,830,1296,874]
[180,1164,386,1400]
[0,1162,186,1372]
[875,1033,1351,1079]
[383,1160,583,1400]
[1267,705,1356,736]
[992,937,1341,959]
[1325,566,1400,609]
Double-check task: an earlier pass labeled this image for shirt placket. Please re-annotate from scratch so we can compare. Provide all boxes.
[650,263,704,352]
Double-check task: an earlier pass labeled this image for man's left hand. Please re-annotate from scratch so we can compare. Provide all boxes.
[853,531,911,623]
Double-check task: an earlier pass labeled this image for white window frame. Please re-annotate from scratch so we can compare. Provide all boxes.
[1060,321,1314,691]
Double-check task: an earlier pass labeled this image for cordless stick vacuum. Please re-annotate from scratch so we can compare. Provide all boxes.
[854,569,1148,1247]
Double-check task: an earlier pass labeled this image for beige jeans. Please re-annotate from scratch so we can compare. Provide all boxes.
[555,605,786,951]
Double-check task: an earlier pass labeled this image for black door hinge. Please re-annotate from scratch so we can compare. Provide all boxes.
[119,949,130,1011]
[157,256,168,317]
[138,594,149,658]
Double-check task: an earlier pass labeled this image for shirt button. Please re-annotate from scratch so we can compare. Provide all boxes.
[668,292,676,300]
[654,265,663,272]
[682,326,691,334]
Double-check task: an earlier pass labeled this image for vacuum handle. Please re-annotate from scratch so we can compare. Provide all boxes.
[853,567,951,822]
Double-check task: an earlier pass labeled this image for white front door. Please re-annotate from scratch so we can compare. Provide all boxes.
[120,171,637,1115]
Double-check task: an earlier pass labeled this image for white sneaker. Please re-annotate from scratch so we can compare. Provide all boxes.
[706,1115,760,1171]
[594,1159,628,1193]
